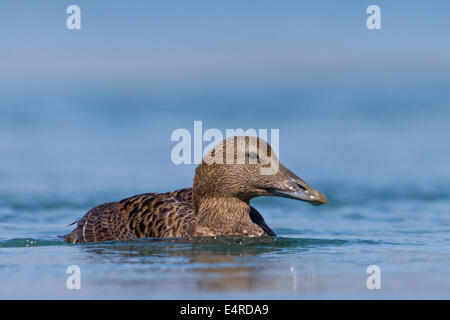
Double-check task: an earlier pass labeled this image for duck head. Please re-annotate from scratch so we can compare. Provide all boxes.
[193,136,327,207]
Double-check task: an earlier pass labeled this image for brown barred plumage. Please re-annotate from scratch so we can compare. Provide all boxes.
[64,137,327,243]
[64,188,274,243]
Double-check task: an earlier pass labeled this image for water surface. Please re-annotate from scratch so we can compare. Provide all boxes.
[0,83,449,299]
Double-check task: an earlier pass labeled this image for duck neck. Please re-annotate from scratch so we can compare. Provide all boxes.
[194,196,255,235]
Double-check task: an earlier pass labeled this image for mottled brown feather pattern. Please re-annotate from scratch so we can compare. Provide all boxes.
[119,188,195,238]
[64,188,272,243]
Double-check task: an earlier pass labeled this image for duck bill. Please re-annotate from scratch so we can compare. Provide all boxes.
[268,164,327,206]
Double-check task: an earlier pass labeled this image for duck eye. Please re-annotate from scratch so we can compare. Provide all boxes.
[248,152,258,160]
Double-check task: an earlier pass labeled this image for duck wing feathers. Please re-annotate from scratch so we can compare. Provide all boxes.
[64,188,195,243]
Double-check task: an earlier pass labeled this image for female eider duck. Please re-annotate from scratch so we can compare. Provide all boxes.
[64,136,327,243]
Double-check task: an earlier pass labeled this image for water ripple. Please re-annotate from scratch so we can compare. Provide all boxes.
[0,236,381,249]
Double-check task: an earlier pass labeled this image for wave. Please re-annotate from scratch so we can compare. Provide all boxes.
[0,235,381,249]
[0,238,64,248]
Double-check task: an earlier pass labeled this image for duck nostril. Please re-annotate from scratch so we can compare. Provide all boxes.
[297,183,307,191]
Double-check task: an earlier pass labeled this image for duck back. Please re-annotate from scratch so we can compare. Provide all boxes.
[64,188,195,243]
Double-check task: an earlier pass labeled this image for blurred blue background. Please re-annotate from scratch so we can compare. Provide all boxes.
[0,1,449,299]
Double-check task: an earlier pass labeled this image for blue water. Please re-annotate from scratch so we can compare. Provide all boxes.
[0,82,449,299]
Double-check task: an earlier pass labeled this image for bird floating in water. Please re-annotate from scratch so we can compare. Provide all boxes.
[64,136,327,243]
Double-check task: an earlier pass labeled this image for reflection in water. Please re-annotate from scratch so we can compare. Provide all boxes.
[75,236,354,295]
